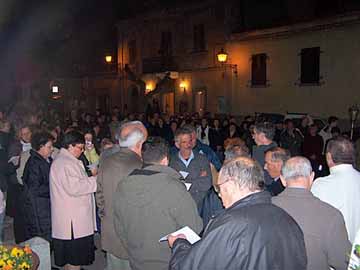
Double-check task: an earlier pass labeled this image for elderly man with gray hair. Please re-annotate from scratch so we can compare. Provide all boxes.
[273,156,351,270]
[168,157,306,270]
[96,121,148,270]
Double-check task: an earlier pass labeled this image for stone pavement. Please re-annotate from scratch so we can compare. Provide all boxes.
[3,216,106,270]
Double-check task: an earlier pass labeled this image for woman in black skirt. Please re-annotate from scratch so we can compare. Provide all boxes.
[50,131,98,270]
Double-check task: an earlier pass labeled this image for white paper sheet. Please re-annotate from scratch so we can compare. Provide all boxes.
[8,156,20,166]
[179,171,189,179]
[184,182,192,191]
[87,160,99,170]
[159,226,201,244]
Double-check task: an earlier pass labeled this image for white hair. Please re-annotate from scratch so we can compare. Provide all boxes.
[118,121,146,148]
[281,156,312,181]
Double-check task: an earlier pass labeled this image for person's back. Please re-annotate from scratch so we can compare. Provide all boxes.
[274,156,350,270]
[170,191,306,270]
[97,148,142,255]
[311,137,360,243]
[223,193,305,270]
[114,165,202,270]
[273,189,350,270]
[96,121,147,268]
[312,164,360,242]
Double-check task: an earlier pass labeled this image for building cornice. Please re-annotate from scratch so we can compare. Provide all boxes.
[230,11,360,42]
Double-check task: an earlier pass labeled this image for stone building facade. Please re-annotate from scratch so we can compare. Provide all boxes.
[116,0,360,118]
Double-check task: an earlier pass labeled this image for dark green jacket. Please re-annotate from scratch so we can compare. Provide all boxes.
[113,164,203,270]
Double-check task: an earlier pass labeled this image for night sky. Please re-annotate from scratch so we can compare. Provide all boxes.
[0,0,196,78]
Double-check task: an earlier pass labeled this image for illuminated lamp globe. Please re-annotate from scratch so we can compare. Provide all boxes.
[217,48,228,63]
[105,55,112,63]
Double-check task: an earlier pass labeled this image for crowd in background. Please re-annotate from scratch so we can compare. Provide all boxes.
[1,105,360,270]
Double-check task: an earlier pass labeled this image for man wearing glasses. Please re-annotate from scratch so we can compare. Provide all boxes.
[168,157,307,270]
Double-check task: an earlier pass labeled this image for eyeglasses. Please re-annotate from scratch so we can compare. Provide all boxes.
[214,179,230,194]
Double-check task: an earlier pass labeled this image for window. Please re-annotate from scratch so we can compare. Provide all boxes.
[128,40,137,64]
[300,47,320,84]
[193,24,205,52]
[160,31,172,56]
[251,53,267,86]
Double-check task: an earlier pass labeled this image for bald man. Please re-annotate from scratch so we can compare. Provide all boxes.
[96,121,148,270]
[168,157,306,270]
[273,156,350,270]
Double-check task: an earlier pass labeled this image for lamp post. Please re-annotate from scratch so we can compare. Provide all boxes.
[105,55,113,73]
[349,104,359,140]
[216,48,237,114]
[179,81,188,113]
[216,48,237,76]
[179,81,187,94]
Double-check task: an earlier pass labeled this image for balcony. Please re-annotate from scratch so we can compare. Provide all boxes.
[142,56,178,74]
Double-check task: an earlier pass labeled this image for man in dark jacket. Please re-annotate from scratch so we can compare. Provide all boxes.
[170,125,222,171]
[280,119,304,156]
[264,147,290,196]
[168,157,307,270]
[169,127,212,211]
[113,137,202,270]
[251,122,277,185]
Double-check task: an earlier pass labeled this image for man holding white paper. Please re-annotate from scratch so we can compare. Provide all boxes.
[169,127,212,211]
[113,137,202,270]
[168,157,307,270]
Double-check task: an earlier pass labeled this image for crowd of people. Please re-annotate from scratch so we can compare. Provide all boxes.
[0,106,360,270]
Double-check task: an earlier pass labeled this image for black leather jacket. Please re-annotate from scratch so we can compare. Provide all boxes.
[170,191,307,270]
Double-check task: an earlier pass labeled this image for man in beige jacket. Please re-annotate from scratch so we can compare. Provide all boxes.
[96,121,148,270]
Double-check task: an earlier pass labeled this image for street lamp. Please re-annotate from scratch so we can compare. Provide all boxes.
[217,48,228,63]
[105,55,112,63]
[179,81,188,113]
[179,81,187,93]
[217,48,237,76]
[349,104,359,140]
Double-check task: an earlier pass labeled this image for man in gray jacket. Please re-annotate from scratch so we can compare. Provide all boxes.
[273,156,351,270]
[96,121,147,270]
[113,137,202,270]
[169,127,212,211]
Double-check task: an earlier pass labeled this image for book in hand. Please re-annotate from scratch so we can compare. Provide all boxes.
[159,226,201,244]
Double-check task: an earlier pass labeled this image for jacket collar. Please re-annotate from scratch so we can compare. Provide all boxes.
[119,147,142,160]
[278,187,313,198]
[227,191,271,211]
[143,164,181,179]
[30,149,47,161]
[330,164,354,174]
[59,148,81,162]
